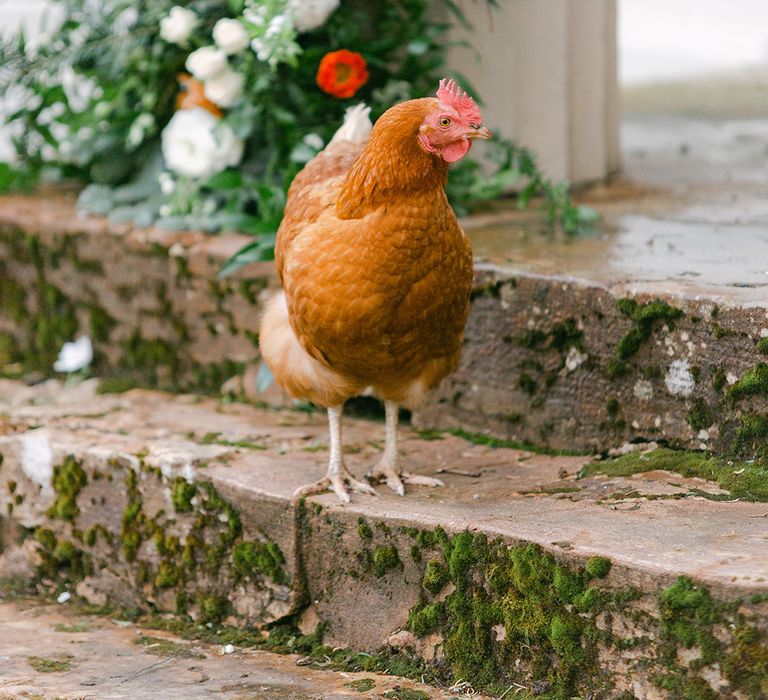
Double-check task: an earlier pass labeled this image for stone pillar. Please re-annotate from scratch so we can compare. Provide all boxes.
[444,0,620,184]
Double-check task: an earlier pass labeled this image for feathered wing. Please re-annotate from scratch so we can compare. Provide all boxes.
[274,104,372,284]
[261,104,374,406]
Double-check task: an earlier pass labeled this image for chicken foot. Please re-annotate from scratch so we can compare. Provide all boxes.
[367,400,444,496]
[293,405,377,503]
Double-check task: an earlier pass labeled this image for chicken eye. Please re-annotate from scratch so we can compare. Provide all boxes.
[438,116,452,128]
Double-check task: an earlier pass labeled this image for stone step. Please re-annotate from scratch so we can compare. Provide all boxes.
[2,180,768,458]
[1,378,766,698]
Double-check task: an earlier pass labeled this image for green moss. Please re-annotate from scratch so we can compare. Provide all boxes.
[605,358,628,378]
[383,690,430,700]
[722,624,768,695]
[345,678,376,692]
[659,576,724,669]
[605,398,620,419]
[195,593,230,624]
[356,517,373,540]
[231,540,287,584]
[449,428,586,456]
[407,531,614,697]
[581,448,768,501]
[711,366,727,392]
[408,601,444,636]
[171,477,196,513]
[518,372,537,395]
[96,376,138,394]
[197,431,266,449]
[614,298,683,366]
[733,412,768,461]
[133,635,204,659]
[88,306,116,343]
[757,337,768,355]
[53,623,89,633]
[470,280,504,300]
[27,654,74,672]
[121,470,144,562]
[154,561,181,588]
[422,559,449,594]
[585,557,612,579]
[48,456,87,521]
[373,545,402,577]
[687,399,714,431]
[727,363,768,400]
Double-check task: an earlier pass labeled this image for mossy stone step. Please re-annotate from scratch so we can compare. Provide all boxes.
[2,192,768,458]
[1,378,767,698]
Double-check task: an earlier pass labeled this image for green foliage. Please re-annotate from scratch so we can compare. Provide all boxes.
[1,0,589,278]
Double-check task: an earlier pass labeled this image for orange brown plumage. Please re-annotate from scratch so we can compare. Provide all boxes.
[262,97,473,409]
[260,80,490,501]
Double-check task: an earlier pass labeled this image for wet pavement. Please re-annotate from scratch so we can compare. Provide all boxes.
[466,114,768,303]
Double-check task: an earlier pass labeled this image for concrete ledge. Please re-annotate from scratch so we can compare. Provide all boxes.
[414,263,768,454]
[3,192,768,457]
[1,379,767,697]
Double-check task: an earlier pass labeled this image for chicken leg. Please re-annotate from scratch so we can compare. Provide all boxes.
[367,400,444,495]
[293,405,377,503]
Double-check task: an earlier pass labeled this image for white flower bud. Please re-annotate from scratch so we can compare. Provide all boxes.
[204,68,244,108]
[186,46,228,80]
[160,6,198,46]
[288,0,340,33]
[213,18,250,55]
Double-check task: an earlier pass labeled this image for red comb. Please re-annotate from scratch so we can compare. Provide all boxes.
[436,78,482,124]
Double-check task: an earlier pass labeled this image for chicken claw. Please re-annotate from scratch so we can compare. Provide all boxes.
[366,401,444,496]
[293,467,378,503]
[367,464,445,497]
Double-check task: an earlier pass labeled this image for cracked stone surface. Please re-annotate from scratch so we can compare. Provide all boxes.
[0,599,474,700]
[1,379,767,696]
[1,378,766,594]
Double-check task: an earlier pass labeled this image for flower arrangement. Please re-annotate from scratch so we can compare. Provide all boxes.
[0,0,591,268]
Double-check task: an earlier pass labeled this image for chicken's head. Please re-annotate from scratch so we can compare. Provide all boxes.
[418,78,492,163]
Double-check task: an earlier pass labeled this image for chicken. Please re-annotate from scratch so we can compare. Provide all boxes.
[260,78,492,502]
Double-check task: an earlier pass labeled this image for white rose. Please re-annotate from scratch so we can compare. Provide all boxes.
[186,46,228,80]
[204,68,244,108]
[160,6,198,46]
[161,108,244,179]
[213,18,249,55]
[288,0,339,33]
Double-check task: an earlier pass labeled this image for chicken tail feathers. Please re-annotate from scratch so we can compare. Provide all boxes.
[329,103,372,145]
[259,292,362,407]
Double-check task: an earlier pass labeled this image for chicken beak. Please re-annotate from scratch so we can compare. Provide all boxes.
[467,125,493,140]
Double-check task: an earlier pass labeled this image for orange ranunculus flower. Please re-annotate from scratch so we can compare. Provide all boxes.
[316,50,369,99]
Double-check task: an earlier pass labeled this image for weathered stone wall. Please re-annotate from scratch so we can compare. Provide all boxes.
[0,195,276,394]
[1,378,767,697]
[1,195,767,457]
[414,265,768,456]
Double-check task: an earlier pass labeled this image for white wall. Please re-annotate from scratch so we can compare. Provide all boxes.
[620,0,768,84]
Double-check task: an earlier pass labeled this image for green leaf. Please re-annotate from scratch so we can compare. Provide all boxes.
[228,0,245,13]
[205,170,243,190]
[218,235,276,279]
[0,163,15,193]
